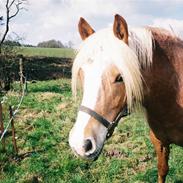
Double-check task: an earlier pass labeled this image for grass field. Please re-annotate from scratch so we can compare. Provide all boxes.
[0,79,183,183]
[18,47,75,58]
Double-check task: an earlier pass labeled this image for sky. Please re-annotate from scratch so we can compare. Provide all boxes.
[1,0,183,47]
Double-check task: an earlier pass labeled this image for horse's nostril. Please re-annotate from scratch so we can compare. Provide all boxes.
[83,139,93,152]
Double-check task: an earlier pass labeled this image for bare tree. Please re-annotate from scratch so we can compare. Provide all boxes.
[0,0,27,51]
[0,0,27,91]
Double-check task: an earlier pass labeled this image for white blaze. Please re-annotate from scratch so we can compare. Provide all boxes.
[69,61,108,156]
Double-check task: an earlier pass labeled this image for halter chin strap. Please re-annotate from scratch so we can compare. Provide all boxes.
[79,104,129,138]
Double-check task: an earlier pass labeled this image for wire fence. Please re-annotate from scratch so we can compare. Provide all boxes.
[0,57,27,154]
[0,75,26,142]
[0,55,71,154]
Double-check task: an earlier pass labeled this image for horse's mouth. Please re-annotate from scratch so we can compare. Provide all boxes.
[85,146,103,161]
[71,145,104,161]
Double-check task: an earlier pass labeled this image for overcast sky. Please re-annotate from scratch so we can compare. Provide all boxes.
[1,0,183,47]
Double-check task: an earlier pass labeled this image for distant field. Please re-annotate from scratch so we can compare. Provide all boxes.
[18,47,76,58]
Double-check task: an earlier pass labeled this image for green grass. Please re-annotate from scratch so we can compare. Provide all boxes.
[18,47,75,58]
[0,79,183,183]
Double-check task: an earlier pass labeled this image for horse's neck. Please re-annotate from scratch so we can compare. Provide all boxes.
[141,29,183,144]
[142,28,183,107]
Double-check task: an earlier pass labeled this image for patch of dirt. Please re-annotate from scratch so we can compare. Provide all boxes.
[36,92,60,102]
[16,109,50,123]
[18,173,43,183]
[56,102,70,111]
[7,91,20,97]
[105,149,128,158]
[139,155,152,163]
[110,133,128,144]
[136,163,148,172]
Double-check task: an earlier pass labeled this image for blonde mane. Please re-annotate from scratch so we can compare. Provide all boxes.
[72,27,153,110]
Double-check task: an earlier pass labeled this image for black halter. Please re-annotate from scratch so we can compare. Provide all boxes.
[79,104,129,138]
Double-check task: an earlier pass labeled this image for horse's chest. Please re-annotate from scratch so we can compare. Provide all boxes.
[146,109,183,146]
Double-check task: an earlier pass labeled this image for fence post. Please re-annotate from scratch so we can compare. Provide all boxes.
[19,55,23,93]
[25,75,28,94]
[0,103,5,151]
[9,106,18,155]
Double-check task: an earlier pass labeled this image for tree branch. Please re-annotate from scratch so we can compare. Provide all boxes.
[0,0,10,45]
[9,0,16,9]
[0,0,27,48]
[9,2,23,20]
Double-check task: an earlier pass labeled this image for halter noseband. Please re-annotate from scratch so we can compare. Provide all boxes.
[79,104,129,138]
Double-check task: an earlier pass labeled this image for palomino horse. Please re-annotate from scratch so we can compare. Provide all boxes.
[69,14,183,183]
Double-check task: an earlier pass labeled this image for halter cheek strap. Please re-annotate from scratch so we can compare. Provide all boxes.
[79,104,129,138]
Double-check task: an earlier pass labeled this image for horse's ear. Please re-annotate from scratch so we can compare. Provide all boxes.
[78,17,95,40]
[113,14,128,44]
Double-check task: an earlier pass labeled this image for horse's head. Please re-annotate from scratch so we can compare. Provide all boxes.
[69,15,143,160]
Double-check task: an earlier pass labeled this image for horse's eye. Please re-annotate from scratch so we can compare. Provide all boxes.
[115,74,123,83]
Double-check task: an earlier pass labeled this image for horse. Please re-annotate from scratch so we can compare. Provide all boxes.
[69,14,183,183]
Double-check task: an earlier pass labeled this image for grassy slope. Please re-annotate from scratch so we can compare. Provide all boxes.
[18,47,75,58]
[0,79,183,183]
